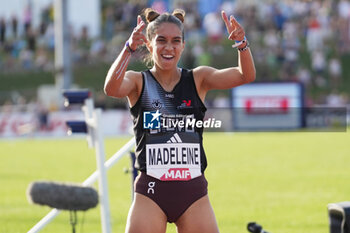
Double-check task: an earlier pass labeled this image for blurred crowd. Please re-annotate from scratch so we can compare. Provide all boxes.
[0,0,349,107]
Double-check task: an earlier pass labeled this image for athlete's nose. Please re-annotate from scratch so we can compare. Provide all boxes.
[164,42,174,51]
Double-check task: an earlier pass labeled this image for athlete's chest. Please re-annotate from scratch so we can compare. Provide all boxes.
[141,75,199,114]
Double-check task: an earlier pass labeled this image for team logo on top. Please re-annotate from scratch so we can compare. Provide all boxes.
[143,110,161,129]
[152,99,162,109]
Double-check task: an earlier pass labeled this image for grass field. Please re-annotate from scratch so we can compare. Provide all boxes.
[1,131,349,233]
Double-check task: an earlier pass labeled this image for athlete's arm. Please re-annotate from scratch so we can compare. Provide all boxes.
[193,11,255,96]
[104,16,147,100]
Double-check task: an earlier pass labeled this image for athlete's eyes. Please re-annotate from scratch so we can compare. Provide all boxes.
[156,37,181,44]
[156,38,166,43]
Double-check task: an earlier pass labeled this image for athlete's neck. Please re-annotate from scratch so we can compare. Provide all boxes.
[151,66,181,89]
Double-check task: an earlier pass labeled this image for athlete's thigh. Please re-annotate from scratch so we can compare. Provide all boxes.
[125,193,167,233]
[175,195,220,233]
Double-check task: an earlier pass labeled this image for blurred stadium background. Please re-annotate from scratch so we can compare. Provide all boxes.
[0,0,349,137]
[0,0,350,232]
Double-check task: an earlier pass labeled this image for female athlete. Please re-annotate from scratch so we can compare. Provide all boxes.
[104,8,255,233]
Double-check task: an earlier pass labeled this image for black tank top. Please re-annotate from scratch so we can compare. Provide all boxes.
[130,68,207,181]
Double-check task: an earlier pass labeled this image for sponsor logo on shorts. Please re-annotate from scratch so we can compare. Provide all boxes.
[147,181,155,194]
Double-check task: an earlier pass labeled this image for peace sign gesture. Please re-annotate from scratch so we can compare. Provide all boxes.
[127,15,148,51]
[221,11,245,44]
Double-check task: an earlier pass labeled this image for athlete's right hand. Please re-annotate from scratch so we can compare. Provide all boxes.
[127,15,148,51]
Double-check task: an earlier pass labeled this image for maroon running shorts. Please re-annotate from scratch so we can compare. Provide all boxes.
[134,172,208,223]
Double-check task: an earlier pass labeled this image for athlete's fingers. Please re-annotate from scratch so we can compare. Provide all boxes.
[134,15,145,31]
[133,33,148,43]
[229,30,245,43]
[229,30,244,41]
[230,15,240,29]
[128,16,148,50]
[229,28,242,37]
[140,33,148,43]
[229,31,237,40]
[139,21,146,32]
[228,31,235,40]
[221,11,232,33]
[135,20,146,32]
[137,15,141,25]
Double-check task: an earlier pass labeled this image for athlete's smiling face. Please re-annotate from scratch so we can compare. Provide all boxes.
[148,22,185,70]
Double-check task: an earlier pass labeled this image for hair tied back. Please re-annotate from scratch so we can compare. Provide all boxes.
[172,9,185,23]
[144,8,160,23]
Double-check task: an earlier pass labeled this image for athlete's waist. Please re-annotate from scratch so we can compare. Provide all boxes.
[137,171,206,183]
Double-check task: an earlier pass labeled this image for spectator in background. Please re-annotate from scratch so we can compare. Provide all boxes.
[11,15,18,39]
[297,65,311,88]
[39,5,51,36]
[103,6,115,41]
[75,26,91,63]
[23,3,32,34]
[306,12,323,52]
[203,11,224,44]
[328,56,342,89]
[311,49,326,75]
[26,26,36,52]
[337,0,350,53]
[37,101,49,131]
[272,4,287,32]
[0,18,6,45]
[282,19,300,79]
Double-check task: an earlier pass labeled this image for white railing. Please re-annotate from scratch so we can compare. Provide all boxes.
[27,137,136,233]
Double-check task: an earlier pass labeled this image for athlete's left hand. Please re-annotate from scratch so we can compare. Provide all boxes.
[221,11,245,41]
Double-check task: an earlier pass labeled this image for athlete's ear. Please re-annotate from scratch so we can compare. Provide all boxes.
[146,40,153,53]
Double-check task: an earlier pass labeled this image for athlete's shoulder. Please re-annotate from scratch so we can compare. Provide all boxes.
[193,66,215,75]
[125,70,143,79]
[125,70,144,87]
[192,66,215,82]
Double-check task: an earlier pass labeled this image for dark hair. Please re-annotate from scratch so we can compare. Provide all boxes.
[143,8,185,42]
[142,8,186,66]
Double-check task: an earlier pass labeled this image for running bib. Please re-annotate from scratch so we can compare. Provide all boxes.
[146,133,202,181]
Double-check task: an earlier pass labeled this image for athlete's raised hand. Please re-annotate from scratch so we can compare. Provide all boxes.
[221,11,245,42]
[127,15,148,51]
